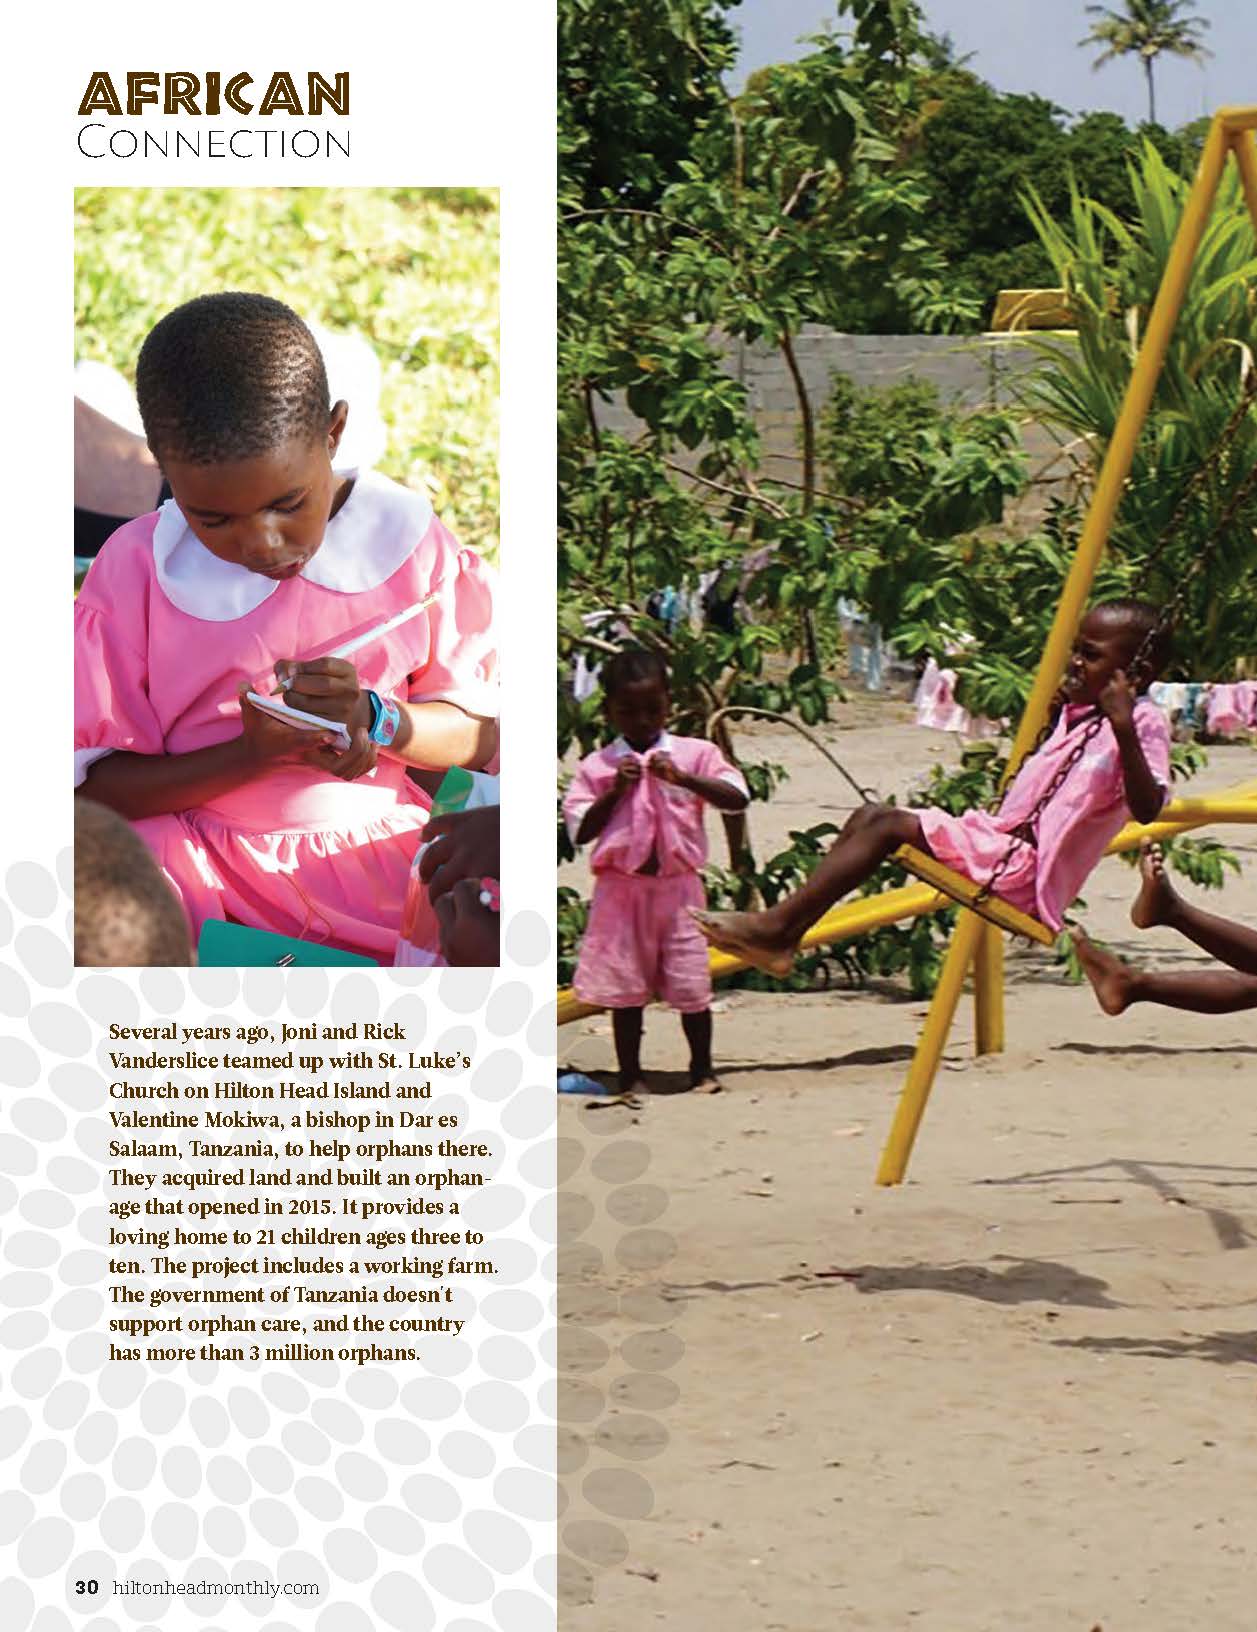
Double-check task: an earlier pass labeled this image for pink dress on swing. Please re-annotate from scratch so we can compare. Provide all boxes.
[74,471,498,962]
[916,698,1171,932]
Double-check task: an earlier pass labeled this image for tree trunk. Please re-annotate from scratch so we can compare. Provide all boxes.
[583,380,614,570]
[712,717,754,880]
[1145,56,1156,126]
[779,328,821,670]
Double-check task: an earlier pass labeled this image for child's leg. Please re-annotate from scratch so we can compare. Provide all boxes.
[1132,844,1257,974]
[611,1007,646,1093]
[692,803,923,973]
[680,1009,719,1092]
[1073,929,1257,1015]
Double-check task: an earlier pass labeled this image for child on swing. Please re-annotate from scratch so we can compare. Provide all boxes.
[1072,845,1257,1014]
[695,601,1172,973]
[75,293,498,963]
[565,649,750,1095]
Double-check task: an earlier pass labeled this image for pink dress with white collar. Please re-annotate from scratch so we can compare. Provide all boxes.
[917,698,1170,931]
[74,471,498,962]
[564,732,748,1011]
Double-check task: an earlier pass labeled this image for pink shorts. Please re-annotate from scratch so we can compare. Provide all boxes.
[574,871,711,1013]
[915,807,1040,918]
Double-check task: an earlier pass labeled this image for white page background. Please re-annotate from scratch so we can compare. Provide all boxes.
[1,5,557,1628]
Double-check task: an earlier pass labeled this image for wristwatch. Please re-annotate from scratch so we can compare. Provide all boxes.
[365,690,401,747]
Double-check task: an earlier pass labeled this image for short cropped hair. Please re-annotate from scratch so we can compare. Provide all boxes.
[75,798,192,966]
[602,647,669,699]
[1093,597,1174,677]
[135,292,330,465]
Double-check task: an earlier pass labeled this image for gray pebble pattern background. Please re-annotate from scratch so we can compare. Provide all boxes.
[0,858,556,1629]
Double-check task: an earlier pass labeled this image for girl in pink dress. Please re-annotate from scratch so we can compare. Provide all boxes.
[695,601,1172,974]
[75,293,498,963]
[564,650,749,1095]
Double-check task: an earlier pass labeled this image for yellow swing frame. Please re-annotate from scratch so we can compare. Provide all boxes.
[877,106,1257,1185]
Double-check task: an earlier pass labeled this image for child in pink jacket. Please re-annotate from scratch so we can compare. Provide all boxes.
[564,650,749,1094]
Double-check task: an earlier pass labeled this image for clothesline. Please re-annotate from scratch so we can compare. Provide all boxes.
[914,660,1257,743]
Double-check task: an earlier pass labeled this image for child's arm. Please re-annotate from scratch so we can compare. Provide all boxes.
[277,660,496,771]
[1099,672,1165,826]
[78,693,345,821]
[387,701,497,771]
[574,760,641,845]
[649,751,750,813]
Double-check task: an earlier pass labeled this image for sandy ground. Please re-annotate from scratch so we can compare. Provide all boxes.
[558,703,1257,1630]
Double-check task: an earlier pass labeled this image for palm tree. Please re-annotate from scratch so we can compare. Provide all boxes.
[1080,0,1211,126]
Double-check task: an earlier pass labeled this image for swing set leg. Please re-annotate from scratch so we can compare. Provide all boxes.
[973,922,1005,1056]
[876,913,984,1186]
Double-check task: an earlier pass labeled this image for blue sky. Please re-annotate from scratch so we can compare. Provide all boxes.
[730,1,1255,128]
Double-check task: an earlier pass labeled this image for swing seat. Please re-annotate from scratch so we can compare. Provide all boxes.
[892,844,1058,946]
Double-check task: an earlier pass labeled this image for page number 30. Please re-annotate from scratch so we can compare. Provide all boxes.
[73,1580,100,1596]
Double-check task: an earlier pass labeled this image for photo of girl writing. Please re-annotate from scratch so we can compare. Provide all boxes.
[73,190,501,967]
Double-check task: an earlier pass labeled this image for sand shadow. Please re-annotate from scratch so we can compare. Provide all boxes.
[977,1157,1257,1252]
[667,1254,1118,1309]
[1051,1330,1257,1367]
[838,1254,1120,1308]
[1056,1041,1257,1059]
[719,1043,917,1078]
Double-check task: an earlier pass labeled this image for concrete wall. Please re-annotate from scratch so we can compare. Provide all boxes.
[595,325,1070,512]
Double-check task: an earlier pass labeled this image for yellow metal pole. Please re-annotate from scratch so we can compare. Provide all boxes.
[876,913,984,1185]
[876,112,1233,1188]
[972,922,1005,1056]
[1229,129,1257,238]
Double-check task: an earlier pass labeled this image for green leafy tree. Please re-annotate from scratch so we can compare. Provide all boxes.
[559,0,739,208]
[559,0,979,795]
[913,75,1193,322]
[1080,0,1211,127]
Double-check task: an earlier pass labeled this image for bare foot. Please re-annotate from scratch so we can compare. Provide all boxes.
[1070,927,1134,1015]
[689,908,797,979]
[689,1072,723,1094]
[1130,842,1178,930]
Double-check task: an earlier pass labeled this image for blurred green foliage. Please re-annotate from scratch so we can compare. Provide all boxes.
[75,187,499,558]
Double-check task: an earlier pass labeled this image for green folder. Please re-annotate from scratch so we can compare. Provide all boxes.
[197,920,379,967]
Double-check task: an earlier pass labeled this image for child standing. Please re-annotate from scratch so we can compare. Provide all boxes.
[695,600,1172,972]
[75,293,498,962]
[564,650,749,1094]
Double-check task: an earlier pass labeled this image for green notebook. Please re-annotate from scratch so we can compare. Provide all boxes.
[197,921,379,967]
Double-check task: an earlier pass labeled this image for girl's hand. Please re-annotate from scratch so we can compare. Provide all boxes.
[434,877,500,966]
[418,805,501,904]
[614,757,643,792]
[1099,669,1137,730]
[310,725,379,782]
[647,751,686,787]
[238,686,341,768]
[274,657,373,733]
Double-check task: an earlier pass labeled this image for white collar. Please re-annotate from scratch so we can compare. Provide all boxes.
[608,731,674,758]
[151,468,434,622]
